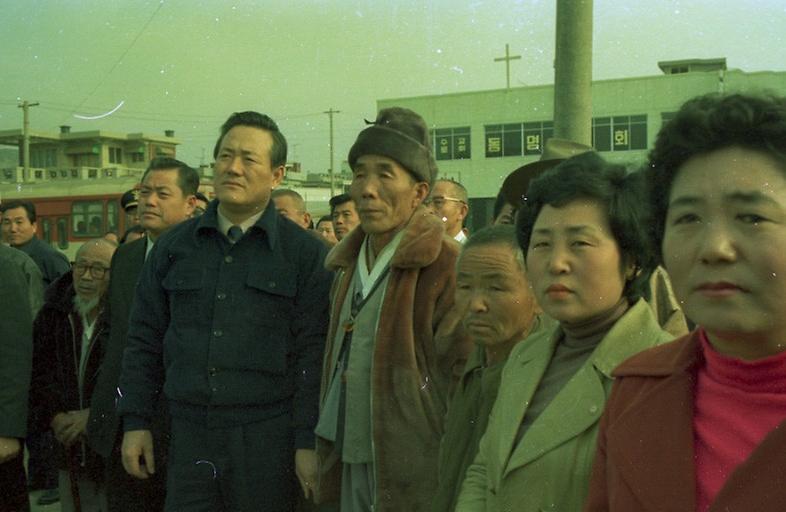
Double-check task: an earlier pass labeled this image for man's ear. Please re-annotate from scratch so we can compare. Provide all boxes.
[185,195,197,216]
[271,165,285,188]
[414,182,430,207]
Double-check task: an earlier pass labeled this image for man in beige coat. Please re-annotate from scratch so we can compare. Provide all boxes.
[314,107,464,512]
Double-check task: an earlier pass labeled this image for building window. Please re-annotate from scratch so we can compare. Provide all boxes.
[523,121,554,156]
[592,115,647,152]
[72,201,104,236]
[430,127,471,161]
[108,147,123,164]
[130,152,145,163]
[485,121,552,158]
[31,148,57,168]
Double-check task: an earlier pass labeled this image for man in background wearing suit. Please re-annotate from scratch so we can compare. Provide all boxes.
[87,157,198,511]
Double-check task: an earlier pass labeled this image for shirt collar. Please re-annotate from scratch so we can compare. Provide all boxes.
[196,199,279,250]
[144,235,155,260]
[356,229,405,299]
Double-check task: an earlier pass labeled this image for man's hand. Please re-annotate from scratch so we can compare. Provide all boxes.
[295,448,318,499]
[51,412,73,445]
[0,437,21,463]
[121,430,155,479]
[53,409,90,448]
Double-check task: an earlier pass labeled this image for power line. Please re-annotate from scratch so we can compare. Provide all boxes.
[60,0,165,124]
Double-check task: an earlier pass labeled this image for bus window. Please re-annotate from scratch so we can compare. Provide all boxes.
[41,218,52,244]
[57,217,69,251]
[72,201,104,236]
[107,200,119,236]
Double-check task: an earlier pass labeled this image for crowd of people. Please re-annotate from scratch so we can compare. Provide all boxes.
[1,90,785,512]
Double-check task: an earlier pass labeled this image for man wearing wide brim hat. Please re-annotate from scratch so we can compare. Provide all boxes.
[500,138,593,207]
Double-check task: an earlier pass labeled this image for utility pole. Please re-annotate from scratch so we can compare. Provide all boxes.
[553,0,593,145]
[18,100,40,175]
[324,108,341,197]
[494,44,522,90]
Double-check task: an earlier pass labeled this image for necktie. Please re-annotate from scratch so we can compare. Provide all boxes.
[227,225,243,244]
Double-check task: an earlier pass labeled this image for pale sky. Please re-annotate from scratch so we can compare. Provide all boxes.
[1,0,784,173]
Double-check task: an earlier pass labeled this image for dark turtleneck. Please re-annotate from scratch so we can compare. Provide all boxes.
[516,298,630,442]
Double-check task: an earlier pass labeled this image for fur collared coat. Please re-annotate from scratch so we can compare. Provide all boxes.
[314,207,464,511]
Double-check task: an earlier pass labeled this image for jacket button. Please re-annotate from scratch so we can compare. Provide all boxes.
[268,281,276,288]
[224,255,233,263]
[213,329,223,338]
[216,293,226,300]
[589,405,598,414]
[209,367,218,376]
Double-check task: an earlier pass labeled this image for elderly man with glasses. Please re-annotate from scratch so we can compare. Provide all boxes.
[425,179,469,243]
[29,238,117,512]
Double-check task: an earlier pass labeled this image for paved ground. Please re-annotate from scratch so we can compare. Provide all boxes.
[29,489,61,512]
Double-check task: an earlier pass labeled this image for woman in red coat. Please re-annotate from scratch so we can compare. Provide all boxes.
[584,93,786,511]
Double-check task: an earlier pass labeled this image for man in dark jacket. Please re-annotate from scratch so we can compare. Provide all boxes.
[29,238,116,512]
[2,199,70,504]
[87,157,198,511]
[0,252,35,512]
[1,200,71,286]
[118,111,332,512]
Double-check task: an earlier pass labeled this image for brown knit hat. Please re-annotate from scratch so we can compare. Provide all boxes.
[348,107,438,186]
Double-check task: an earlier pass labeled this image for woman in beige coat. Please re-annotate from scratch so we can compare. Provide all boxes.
[456,152,674,511]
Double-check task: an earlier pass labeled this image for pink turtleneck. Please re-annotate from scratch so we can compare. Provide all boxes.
[694,329,786,511]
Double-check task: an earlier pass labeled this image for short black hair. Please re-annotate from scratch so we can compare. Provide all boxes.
[317,215,333,225]
[517,151,654,302]
[0,200,36,222]
[195,191,209,203]
[463,225,525,273]
[141,157,200,197]
[647,93,786,258]
[271,189,306,211]
[213,111,287,168]
[434,179,468,202]
[329,193,354,214]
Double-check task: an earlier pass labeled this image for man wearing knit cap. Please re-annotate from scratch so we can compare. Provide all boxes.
[314,107,465,511]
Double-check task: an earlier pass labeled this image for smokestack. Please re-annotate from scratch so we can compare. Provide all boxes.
[165,130,175,138]
[60,125,71,134]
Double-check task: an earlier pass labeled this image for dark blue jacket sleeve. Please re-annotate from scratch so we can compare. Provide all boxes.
[292,241,332,449]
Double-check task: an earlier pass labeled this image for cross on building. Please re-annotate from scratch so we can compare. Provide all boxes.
[494,44,522,89]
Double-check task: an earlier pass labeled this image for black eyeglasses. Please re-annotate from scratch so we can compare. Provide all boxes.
[72,262,110,279]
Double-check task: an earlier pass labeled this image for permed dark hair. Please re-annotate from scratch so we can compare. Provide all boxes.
[142,157,200,197]
[647,93,786,259]
[213,111,288,168]
[516,151,654,302]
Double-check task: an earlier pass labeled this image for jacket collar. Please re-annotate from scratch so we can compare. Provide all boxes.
[501,301,671,474]
[194,199,278,250]
[44,271,76,313]
[325,206,448,271]
[590,299,675,378]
